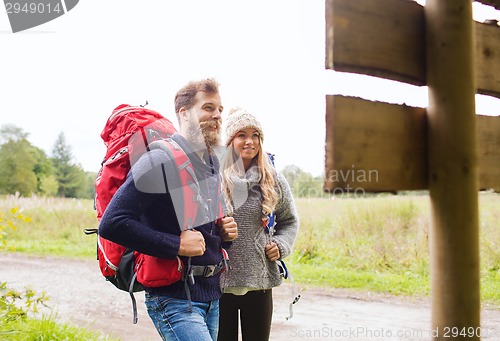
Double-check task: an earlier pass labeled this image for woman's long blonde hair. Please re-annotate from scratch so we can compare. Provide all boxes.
[222,141,278,216]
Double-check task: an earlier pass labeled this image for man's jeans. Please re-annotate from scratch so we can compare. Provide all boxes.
[145,293,219,341]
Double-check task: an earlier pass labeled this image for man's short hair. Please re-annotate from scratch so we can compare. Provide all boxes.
[174,78,220,119]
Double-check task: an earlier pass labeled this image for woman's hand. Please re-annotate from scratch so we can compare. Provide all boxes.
[265,242,280,262]
[219,216,238,242]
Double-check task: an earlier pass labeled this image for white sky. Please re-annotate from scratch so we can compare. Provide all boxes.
[1,0,499,176]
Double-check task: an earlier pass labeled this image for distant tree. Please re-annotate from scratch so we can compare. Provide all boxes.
[281,164,303,190]
[51,132,86,198]
[0,124,29,143]
[281,164,325,198]
[32,146,58,196]
[0,126,37,196]
[0,140,37,196]
[81,171,97,199]
[38,174,59,196]
[0,126,91,198]
[293,172,323,198]
[52,132,72,165]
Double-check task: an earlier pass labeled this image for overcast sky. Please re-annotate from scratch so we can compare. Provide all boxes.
[1,1,499,177]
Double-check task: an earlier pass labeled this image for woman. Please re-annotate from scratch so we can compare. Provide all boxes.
[218,108,299,341]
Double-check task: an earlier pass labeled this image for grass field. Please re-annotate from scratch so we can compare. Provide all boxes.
[291,193,500,304]
[1,192,499,305]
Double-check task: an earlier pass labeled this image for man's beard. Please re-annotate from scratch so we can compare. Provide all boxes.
[186,119,221,153]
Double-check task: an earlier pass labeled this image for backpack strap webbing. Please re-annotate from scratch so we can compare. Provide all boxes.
[149,139,200,231]
[129,272,139,324]
[148,139,226,312]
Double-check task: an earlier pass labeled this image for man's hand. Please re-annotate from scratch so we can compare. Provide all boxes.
[265,242,280,262]
[219,216,238,242]
[178,230,206,257]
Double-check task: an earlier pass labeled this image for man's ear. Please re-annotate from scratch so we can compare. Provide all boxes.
[178,107,190,123]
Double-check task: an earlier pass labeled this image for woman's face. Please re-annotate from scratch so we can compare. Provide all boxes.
[232,128,260,162]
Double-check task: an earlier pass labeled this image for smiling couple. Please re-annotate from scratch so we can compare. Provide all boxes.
[99,78,298,341]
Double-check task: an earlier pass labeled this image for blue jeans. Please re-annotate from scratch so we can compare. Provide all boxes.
[145,293,219,341]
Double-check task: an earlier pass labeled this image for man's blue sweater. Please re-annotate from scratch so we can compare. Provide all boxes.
[99,133,227,302]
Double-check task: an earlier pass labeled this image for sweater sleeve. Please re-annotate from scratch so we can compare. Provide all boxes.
[272,172,299,259]
[98,151,181,259]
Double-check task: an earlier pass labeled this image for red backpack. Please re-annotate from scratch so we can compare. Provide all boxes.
[86,104,202,323]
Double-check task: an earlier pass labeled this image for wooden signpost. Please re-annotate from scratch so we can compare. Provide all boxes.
[325,0,500,339]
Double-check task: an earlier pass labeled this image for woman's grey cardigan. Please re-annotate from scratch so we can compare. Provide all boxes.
[221,165,299,291]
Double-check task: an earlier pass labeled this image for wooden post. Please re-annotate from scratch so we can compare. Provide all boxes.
[425,1,480,339]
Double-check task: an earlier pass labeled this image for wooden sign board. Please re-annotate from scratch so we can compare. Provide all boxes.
[326,0,500,98]
[324,96,427,192]
[325,95,500,192]
[477,115,500,190]
[476,0,500,10]
[326,0,496,335]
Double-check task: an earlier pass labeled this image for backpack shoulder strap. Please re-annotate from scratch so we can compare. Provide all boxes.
[266,152,275,167]
[148,139,200,231]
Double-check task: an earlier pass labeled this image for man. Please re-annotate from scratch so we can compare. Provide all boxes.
[99,78,238,340]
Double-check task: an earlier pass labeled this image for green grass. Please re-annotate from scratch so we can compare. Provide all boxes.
[288,262,430,296]
[1,193,499,306]
[0,314,118,341]
[288,195,431,297]
[287,193,499,305]
[0,195,98,257]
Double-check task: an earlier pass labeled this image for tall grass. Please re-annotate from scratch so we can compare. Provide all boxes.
[290,195,431,296]
[288,193,500,304]
[0,195,98,257]
[1,193,499,305]
[478,193,500,303]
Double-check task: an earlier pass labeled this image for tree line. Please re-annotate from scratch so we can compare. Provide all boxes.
[0,124,325,199]
[281,164,327,198]
[0,125,95,198]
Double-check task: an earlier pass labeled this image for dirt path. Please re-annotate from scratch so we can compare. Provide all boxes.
[1,253,499,341]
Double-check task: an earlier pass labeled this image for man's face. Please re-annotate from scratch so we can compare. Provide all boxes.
[184,91,223,150]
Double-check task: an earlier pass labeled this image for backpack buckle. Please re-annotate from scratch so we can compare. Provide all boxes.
[203,265,216,277]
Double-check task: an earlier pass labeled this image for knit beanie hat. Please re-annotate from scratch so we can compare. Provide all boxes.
[224,107,264,146]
